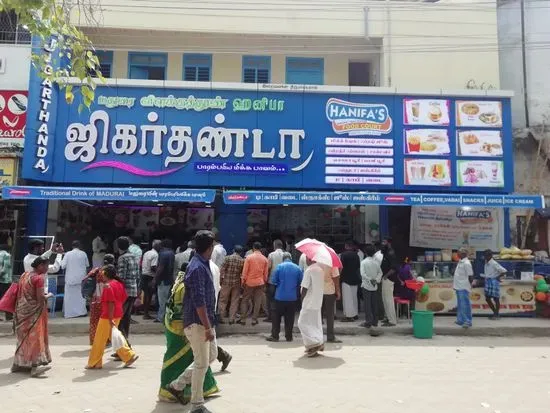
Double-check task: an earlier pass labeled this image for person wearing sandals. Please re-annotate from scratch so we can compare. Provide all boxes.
[166,231,219,413]
[12,257,53,377]
[86,264,138,369]
[158,261,219,403]
[297,257,329,357]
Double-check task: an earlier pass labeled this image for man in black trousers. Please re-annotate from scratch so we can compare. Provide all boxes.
[266,253,303,342]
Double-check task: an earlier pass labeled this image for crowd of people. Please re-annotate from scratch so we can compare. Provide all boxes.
[5,229,509,412]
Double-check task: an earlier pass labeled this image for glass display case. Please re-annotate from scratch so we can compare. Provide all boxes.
[410,261,458,280]
[494,259,535,280]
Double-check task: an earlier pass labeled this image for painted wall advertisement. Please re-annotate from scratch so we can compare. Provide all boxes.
[415,281,535,315]
[409,206,503,251]
[0,91,28,147]
[21,58,513,192]
[0,157,18,187]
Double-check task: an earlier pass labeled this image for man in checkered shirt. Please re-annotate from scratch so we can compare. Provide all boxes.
[116,236,140,343]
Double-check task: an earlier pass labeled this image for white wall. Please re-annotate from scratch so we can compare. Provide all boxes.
[80,0,500,90]
[0,45,31,91]
[498,0,550,128]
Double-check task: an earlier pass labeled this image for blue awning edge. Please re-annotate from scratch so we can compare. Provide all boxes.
[223,190,545,208]
[2,186,216,203]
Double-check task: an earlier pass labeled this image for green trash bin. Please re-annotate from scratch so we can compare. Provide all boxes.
[411,310,434,339]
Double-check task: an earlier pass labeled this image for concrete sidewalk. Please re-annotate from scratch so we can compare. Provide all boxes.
[1,313,548,337]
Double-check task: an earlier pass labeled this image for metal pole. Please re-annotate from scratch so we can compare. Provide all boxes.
[520,0,530,127]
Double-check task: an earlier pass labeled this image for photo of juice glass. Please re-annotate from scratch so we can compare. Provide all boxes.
[411,101,420,118]
[491,162,498,179]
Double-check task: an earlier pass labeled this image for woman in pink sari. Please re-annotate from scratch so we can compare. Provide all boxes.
[12,257,52,377]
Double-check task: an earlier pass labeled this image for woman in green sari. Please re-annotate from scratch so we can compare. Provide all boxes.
[158,266,220,403]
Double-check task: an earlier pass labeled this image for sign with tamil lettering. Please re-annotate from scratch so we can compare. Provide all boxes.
[22,76,514,192]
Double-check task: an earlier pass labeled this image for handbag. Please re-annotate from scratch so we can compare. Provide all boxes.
[111,326,127,351]
[81,275,97,299]
[0,282,19,313]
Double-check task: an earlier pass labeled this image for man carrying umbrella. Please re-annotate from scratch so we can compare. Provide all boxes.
[295,239,342,357]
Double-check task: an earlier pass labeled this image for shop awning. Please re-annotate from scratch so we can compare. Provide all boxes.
[223,190,545,208]
[2,186,216,203]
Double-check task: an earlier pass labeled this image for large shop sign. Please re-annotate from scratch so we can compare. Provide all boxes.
[22,80,514,192]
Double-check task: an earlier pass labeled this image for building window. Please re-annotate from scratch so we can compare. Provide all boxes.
[0,11,31,44]
[286,57,324,85]
[183,53,211,82]
[90,51,113,78]
[242,55,270,83]
[348,61,370,86]
[128,52,167,80]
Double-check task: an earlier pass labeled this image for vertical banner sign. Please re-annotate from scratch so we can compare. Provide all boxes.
[409,206,503,251]
[22,36,60,180]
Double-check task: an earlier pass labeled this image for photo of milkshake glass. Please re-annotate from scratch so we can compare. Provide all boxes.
[491,162,499,180]
[411,101,420,118]
[462,231,470,245]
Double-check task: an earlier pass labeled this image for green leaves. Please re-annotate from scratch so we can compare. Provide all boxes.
[2,0,103,108]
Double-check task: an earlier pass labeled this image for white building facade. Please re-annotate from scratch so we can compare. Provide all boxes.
[73,0,501,90]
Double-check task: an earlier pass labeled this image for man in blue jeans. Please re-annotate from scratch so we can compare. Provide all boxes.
[155,239,175,323]
[453,248,474,328]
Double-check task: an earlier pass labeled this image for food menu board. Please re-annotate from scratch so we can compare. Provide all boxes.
[404,129,450,156]
[402,96,507,189]
[457,130,503,157]
[403,99,450,126]
[324,137,395,186]
[456,101,503,128]
[404,159,451,186]
[457,160,504,188]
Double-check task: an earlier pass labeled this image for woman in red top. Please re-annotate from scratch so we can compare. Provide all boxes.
[86,264,138,369]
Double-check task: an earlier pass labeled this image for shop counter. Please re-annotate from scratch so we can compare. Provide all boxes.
[415,279,536,316]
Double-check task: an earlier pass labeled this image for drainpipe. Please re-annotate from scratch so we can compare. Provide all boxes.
[520,0,530,127]
[386,0,392,87]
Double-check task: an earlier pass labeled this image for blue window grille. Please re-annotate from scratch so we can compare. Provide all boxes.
[242,55,270,83]
[286,57,324,85]
[94,50,113,78]
[128,52,167,80]
[183,53,212,82]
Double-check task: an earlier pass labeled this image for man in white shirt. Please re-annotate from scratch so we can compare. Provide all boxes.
[174,240,195,279]
[61,240,90,318]
[297,258,328,357]
[453,248,474,328]
[211,240,227,268]
[360,245,383,329]
[23,239,63,294]
[91,234,107,268]
[265,239,285,322]
[141,240,160,320]
[482,249,507,320]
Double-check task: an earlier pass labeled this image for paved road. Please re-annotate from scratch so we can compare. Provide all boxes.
[0,334,547,413]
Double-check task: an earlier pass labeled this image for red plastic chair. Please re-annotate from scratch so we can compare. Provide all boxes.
[394,297,411,321]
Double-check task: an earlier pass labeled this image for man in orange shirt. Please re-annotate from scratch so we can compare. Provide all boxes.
[238,242,268,326]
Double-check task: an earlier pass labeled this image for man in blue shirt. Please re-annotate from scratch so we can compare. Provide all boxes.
[168,231,217,412]
[266,252,303,342]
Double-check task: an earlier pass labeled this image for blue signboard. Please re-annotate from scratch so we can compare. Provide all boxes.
[2,186,216,203]
[223,191,544,208]
[22,75,514,193]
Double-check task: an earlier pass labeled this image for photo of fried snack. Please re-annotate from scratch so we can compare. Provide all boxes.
[439,290,454,301]
[470,292,481,302]
[520,291,534,302]
[426,302,445,312]
[506,288,516,296]
[461,103,480,116]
